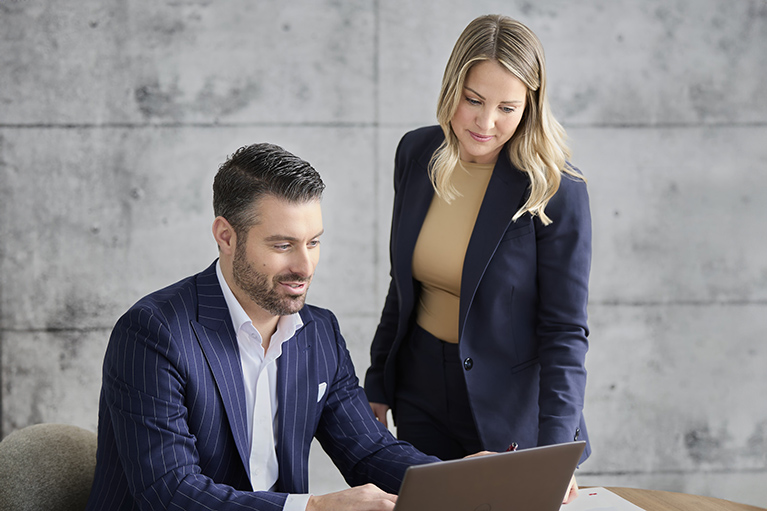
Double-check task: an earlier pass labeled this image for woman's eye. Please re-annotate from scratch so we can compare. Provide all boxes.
[501,106,515,114]
[466,97,481,105]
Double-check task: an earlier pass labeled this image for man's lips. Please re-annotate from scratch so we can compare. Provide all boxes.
[469,130,493,142]
[278,280,310,295]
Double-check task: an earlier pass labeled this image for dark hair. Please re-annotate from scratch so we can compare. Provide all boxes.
[213,143,325,234]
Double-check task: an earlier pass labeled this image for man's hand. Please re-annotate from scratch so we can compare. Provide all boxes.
[307,483,397,511]
[369,402,390,428]
[464,451,495,458]
[562,474,578,504]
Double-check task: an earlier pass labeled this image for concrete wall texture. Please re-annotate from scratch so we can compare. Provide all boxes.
[1,0,765,506]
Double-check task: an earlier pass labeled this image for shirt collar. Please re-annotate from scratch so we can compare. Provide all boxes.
[215,259,303,340]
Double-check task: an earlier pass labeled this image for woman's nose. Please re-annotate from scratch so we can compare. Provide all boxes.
[475,108,494,131]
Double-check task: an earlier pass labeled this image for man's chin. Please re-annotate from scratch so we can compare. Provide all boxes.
[273,294,307,316]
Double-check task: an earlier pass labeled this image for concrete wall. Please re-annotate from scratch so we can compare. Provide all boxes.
[1,0,765,506]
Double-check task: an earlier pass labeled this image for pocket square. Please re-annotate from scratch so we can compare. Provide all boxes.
[317,382,327,402]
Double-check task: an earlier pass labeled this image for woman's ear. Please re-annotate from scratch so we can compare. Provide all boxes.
[212,216,237,256]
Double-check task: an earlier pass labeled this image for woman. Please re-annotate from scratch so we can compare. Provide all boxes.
[364,14,591,503]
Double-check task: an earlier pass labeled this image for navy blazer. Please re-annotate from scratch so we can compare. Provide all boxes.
[87,261,437,511]
[365,126,592,462]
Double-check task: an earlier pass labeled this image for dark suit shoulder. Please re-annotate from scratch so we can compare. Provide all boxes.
[397,125,444,164]
[535,165,591,238]
[126,262,217,320]
[548,166,589,212]
[129,273,198,316]
[122,266,223,340]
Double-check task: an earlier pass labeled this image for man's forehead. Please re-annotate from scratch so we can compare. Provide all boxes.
[250,196,323,236]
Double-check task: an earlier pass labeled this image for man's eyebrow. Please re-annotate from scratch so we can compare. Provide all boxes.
[464,86,524,105]
[264,229,324,242]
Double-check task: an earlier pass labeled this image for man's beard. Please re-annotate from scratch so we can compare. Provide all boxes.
[231,242,311,317]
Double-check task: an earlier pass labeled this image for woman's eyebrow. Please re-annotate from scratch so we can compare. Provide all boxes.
[464,86,523,105]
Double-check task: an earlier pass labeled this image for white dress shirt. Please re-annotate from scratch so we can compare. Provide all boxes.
[216,261,311,511]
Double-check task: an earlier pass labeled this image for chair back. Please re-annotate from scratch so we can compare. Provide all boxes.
[0,423,97,511]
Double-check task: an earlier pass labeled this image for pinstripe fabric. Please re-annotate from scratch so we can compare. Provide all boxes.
[86,261,437,511]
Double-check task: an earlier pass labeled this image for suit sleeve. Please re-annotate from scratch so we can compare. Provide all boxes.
[364,134,411,405]
[364,278,399,405]
[316,312,439,492]
[99,306,289,511]
[533,173,592,448]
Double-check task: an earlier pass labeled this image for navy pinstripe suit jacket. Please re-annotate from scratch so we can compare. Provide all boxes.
[86,261,437,511]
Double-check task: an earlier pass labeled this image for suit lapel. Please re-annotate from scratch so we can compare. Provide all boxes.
[274,307,316,493]
[459,156,529,338]
[190,262,251,477]
[392,150,435,326]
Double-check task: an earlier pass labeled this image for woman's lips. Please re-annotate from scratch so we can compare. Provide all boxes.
[469,131,493,142]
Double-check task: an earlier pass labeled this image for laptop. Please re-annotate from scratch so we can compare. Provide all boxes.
[394,441,586,511]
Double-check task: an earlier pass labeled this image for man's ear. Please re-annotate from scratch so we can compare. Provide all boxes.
[212,216,237,256]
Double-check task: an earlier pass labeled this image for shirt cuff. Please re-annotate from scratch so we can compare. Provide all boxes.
[284,493,312,511]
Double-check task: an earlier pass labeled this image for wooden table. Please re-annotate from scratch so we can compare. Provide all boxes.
[607,487,766,511]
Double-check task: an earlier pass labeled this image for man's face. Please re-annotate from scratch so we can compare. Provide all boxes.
[231,195,323,318]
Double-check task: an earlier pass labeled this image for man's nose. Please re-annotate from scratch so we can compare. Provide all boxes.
[290,247,315,277]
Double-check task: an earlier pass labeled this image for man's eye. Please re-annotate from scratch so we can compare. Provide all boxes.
[308,240,320,248]
[275,244,291,250]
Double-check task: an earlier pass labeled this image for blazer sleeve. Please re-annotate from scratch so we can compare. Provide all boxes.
[533,172,592,448]
[98,305,290,511]
[316,312,439,492]
[364,278,399,405]
[364,133,412,405]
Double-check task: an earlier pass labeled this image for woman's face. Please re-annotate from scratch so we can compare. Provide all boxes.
[450,59,528,165]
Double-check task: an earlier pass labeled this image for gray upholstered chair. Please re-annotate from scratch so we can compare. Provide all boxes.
[0,423,97,511]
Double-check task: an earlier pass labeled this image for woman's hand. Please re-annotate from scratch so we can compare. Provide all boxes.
[369,402,390,428]
[562,474,579,504]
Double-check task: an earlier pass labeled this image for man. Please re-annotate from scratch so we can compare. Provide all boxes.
[86,143,439,511]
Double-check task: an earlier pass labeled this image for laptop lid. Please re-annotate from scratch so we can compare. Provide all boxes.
[394,441,586,511]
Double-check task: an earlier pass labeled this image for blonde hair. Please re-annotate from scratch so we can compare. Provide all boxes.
[431,14,583,225]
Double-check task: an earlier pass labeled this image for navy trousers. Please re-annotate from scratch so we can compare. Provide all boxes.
[394,324,483,460]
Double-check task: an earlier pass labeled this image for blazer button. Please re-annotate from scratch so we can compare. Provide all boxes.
[463,357,474,370]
